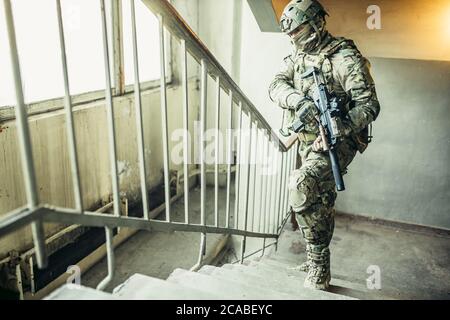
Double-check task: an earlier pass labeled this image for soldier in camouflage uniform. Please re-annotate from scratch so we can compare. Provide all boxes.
[269,0,380,290]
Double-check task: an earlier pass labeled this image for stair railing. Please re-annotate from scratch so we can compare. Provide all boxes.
[0,0,298,292]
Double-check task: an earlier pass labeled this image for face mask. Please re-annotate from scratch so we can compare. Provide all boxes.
[291,18,326,53]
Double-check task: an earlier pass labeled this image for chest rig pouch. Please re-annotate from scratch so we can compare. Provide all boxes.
[286,38,372,153]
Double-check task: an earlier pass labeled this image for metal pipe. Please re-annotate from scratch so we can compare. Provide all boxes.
[214,76,220,227]
[100,0,120,218]
[130,0,150,219]
[234,103,243,230]
[181,39,190,224]
[158,15,171,222]
[190,232,206,272]
[96,227,115,291]
[225,92,233,229]
[240,113,253,264]
[56,0,83,213]
[261,237,266,257]
[3,0,47,269]
[232,240,278,264]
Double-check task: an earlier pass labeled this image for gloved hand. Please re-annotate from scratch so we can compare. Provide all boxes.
[339,118,354,137]
[312,135,324,152]
[296,99,319,124]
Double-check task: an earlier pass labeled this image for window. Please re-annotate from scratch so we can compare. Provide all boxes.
[122,0,161,85]
[0,0,170,111]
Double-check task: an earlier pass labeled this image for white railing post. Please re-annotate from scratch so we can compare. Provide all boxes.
[3,0,48,269]
[96,226,115,291]
[240,113,253,264]
[234,103,243,230]
[214,76,220,227]
[277,153,286,232]
[265,141,275,234]
[225,92,234,229]
[249,127,259,232]
[194,59,208,268]
[158,14,171,222]
[100,0,120,219]
[131,0,150,219]
[56,0,83,213]
[97,0,120,288]
[181,39,190,224]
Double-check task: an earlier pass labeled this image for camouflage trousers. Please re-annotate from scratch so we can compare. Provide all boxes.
[288,138,358,250]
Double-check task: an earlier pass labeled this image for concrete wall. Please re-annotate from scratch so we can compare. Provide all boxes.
[195,0,450,229]
[338,58,450,229]
[271,0,450,61]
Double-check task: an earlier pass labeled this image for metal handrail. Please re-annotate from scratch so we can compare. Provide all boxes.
[0,0,298,295]
[141,0,289,152]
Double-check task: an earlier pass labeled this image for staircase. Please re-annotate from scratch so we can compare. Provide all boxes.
[44,226,357,300]
[0,0,337,300]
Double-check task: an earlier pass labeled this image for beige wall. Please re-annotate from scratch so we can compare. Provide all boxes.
[0,79,200,259]
[272,0,450,61]
[196,0,450,229]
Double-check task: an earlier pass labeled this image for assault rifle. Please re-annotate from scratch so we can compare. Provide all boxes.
[285,67,346,191]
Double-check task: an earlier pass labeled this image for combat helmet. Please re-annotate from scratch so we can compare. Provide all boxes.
[280,0,328,36]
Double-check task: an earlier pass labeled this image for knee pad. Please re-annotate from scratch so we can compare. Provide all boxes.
[295,206,335,246]
[288,169,319,213]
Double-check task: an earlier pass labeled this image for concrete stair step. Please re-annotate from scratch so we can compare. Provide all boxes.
[44,284,116,300]
[222,264,306,287]
[112,273,222,300]
[223,262,307,283]
[248,260,370,299]
[198,265,304,296]
[248,259,304,277]
[266,249,305,263]
[167,268,297,300]
[264,252,303,265]
[200,265,352,300]
[260,255,301,268]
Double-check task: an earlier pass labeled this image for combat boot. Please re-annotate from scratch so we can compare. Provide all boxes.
[304,245,331,290]
[291,260,311,272]
[289,244,311,272]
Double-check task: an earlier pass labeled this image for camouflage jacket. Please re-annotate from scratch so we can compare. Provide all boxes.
[269,34,380,153]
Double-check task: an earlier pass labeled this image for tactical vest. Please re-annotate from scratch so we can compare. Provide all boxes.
[283,37,371,153]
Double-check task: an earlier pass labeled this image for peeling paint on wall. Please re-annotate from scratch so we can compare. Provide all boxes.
[117,160,131,177]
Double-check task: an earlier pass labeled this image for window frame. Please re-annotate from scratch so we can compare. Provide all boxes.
[0,0,173,121]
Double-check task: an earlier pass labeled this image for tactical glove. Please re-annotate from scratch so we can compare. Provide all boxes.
[339,118,354,137]
[295,98,319,125]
